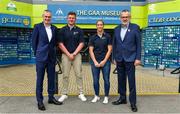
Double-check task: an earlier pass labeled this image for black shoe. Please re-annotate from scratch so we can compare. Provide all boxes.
[37,102,46,111]
[48,98,63,105]
[131,104,138,112]
[112,99,127,105]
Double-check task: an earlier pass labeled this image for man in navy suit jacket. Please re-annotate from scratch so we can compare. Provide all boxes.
[112,10,141,112]
[32,10,62,111]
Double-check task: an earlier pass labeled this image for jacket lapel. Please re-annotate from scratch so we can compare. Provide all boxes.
[117,25,123,43]
[50,25,54,42]
[41,23,49,42]
[122,23,131,42]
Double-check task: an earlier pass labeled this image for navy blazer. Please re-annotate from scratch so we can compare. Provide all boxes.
[112,23,141,62]
[32,22,58,63]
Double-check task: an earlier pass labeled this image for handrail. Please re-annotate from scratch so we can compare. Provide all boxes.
[170,66,180,93]
[171,67,180,74]
[113,68,117,74]
[56,57,62,74]
[80,47,89,53]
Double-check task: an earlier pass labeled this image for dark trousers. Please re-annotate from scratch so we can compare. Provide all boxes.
[116,60,136,105]
[36,60,55,103]
[91,60,111,96]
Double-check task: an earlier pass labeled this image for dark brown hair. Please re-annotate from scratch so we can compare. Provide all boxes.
[96,19,104,25]
[68,11,76,17]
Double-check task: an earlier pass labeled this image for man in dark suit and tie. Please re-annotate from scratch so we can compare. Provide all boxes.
[112,9,141,112]
[32,10,63,111]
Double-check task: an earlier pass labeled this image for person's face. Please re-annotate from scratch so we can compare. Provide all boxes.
[96,21,104,32]
[120,12,130,25]
[67,14,76,26]
[43,12,52,25]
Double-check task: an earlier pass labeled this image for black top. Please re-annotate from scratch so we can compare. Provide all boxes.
[89,32,112,61]
[58,25,84,53]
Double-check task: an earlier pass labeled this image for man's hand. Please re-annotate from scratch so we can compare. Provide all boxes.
[134,60,141,66]
[68,53,75,61]
[72,52,77,57]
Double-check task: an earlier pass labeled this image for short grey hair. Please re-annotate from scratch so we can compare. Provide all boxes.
[120,9,131,17]
[42,10,52,16]
[44,10,51,13]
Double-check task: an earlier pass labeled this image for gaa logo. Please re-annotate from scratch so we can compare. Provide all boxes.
[7,1,17,11]
[23,18,30,26]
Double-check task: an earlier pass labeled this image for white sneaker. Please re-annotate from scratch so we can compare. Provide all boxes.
[103,97,109,104]
[78,94,87,101]
[58,95,68,102]
[91,95,100,103]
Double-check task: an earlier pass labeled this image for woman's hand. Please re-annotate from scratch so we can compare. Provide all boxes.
[99,60,106,67]
[94,61,100,67]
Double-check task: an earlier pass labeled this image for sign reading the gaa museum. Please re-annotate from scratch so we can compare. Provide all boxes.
[148,12,180,26]
[48,4,130,24]
[0,14,31,28]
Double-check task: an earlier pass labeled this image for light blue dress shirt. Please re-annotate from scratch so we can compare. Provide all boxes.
[120,24,129,41]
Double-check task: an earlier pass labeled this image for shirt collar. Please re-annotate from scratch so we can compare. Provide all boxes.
[96,32,106,38]
[66,24,76,30]
[121,23,129,29]
[43,23,51,28]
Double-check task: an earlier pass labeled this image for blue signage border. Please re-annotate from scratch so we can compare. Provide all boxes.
[48,4,130,24]
[148,12,180,26]
[0,13,31,28]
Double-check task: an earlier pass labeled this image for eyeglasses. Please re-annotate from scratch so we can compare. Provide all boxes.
[121,16,129,19]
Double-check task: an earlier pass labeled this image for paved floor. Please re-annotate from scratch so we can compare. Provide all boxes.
[0,64,180,113]
[0,95,180,113]
[0,64,179,96]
